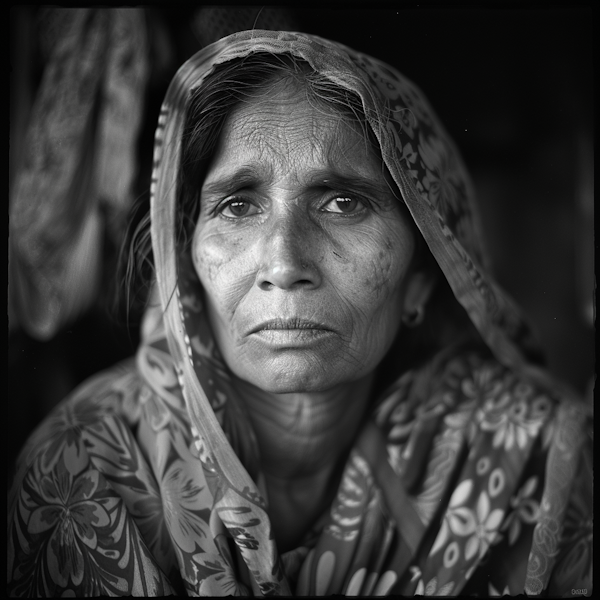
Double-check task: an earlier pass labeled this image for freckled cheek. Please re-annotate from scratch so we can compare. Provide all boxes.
[375,248,410,297]
[339,237,412,305]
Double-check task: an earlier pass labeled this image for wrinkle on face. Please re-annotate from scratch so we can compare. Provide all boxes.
[228,91,330,182]
[191,78,420,394]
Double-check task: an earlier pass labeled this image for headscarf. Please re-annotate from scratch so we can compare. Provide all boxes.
[8,30,591,597]
[148,30,588,594]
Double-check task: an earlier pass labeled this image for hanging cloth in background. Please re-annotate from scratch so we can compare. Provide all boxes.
[9,8,149,340]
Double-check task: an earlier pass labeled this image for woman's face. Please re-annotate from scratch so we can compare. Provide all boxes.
[192,80,427,394]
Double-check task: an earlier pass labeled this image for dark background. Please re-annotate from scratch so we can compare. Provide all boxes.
[8,6,594,478]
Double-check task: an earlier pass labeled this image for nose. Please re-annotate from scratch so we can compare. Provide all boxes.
[256,216,321,291]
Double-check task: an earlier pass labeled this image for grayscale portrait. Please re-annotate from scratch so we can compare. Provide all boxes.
[8,7,592,597]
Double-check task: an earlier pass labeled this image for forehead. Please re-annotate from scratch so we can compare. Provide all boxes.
[209,78,384,182]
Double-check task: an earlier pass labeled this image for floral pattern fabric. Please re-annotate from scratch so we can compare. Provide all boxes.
[7,310,592,596]
[8,30,593,596]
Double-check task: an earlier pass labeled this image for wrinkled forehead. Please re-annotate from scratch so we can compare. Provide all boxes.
[218,76,382,175]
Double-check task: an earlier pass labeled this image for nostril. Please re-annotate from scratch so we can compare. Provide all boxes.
[258,278,313,291]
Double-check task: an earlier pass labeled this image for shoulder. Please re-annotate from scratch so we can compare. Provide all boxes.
[12,358,141,477]
[373,344,592,523]
[374,346,565,448]
[377,344,589,437]
[7,359,175,597]
[375,345,592,594]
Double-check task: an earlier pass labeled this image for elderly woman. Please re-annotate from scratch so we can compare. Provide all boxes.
[7,31,592,597]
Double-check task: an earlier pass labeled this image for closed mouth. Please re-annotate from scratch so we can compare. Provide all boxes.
[248,318,333,335]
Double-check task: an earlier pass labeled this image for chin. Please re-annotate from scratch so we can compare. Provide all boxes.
[248,371,334,395]
[238,355,351,395]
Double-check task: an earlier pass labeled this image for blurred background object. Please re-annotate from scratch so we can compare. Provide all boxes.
[10,8,149,339]
[8,7,594,479]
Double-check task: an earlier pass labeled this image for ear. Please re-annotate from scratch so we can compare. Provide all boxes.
[402,268,438,315]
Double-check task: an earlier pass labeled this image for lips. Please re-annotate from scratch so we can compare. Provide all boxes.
[241,316,339,348]
[248,318,333,335]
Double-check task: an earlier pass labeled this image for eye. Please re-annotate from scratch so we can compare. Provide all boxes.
[321,196,366,214]
[219,198,260,219]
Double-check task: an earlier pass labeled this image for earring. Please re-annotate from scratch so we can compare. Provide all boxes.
[402,305,424,327]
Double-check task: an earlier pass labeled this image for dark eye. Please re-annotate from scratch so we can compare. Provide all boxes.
[220,198,260,218]
[322,196,365,214]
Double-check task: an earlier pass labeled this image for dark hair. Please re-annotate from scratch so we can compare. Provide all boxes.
[122,52,478,373]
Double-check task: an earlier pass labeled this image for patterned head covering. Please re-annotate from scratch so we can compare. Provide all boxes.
[145,30,578,594]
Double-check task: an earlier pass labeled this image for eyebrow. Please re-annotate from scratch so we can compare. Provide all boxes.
[201,166,271,198]
[307,170,394,198]
[201,165,395,200]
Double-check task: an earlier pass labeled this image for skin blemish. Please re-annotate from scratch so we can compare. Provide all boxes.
[370,262,390,297]
[332,250,348,263]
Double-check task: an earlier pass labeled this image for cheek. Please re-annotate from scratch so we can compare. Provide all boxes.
[363,244,396,299]
[192,228,253,309]
[341,228,413,307]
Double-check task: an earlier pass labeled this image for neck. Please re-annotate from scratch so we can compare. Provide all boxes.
[234,374,374,481]
[231,374,374,552]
